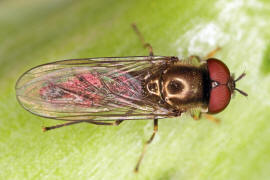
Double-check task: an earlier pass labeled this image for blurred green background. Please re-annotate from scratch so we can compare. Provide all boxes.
[0,0,270,179]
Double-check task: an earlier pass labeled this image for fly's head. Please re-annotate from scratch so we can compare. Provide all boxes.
[207,58,248,114]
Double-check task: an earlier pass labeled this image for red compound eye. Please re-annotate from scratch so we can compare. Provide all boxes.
[208,85,231,113]
[207,58,230,84]
[207,58,232,114]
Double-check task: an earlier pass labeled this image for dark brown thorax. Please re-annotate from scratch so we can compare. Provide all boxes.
[144,62,211,112]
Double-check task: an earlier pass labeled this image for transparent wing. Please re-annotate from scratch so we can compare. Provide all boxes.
[16,56,175,121]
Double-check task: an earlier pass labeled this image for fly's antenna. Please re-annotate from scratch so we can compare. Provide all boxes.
[233,72,248,97]
[234,72,246,82]
[234,88,248,96]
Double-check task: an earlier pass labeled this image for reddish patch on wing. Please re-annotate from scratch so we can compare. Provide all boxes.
[39,71,142,107]
[40,72,103,107]
[80,73,102,88]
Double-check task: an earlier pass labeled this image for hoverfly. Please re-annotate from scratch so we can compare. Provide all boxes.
[15,24,247,172]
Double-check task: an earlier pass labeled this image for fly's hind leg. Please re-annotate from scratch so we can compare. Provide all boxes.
[131,23,154,56]
[86,120,124,126]
[86,109,134,126]
[134,118,158,173]
[42,120,84,132]
[42,109,133,131]
[42,120,124,132]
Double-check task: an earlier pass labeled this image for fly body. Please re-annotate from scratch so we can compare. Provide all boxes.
[15,24,247,172]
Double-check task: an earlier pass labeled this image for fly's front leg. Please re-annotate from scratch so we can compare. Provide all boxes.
[191,111,220,124]
[203,114,220,124]
[131,23,154,56]
[134,118,158,173]
[206,47,221,58]
[188,47,221,63]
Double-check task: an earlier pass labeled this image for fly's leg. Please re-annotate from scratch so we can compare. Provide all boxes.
[86,109,133,126]
[131,23,154,56]
[190,110,202,120]
[189,47,221,63]
[206,47,221,58]
[42,121,84,132]
[134,118,158,173]
[131,24,179,65]
[203,114,220,124]
[191,112,220,124]
[43,109,131,131]
[42,120,124,132]
[86,120,124,126]
[189,55,202,63]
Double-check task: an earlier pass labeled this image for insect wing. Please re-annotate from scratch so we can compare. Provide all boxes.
[16,56,172,121]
